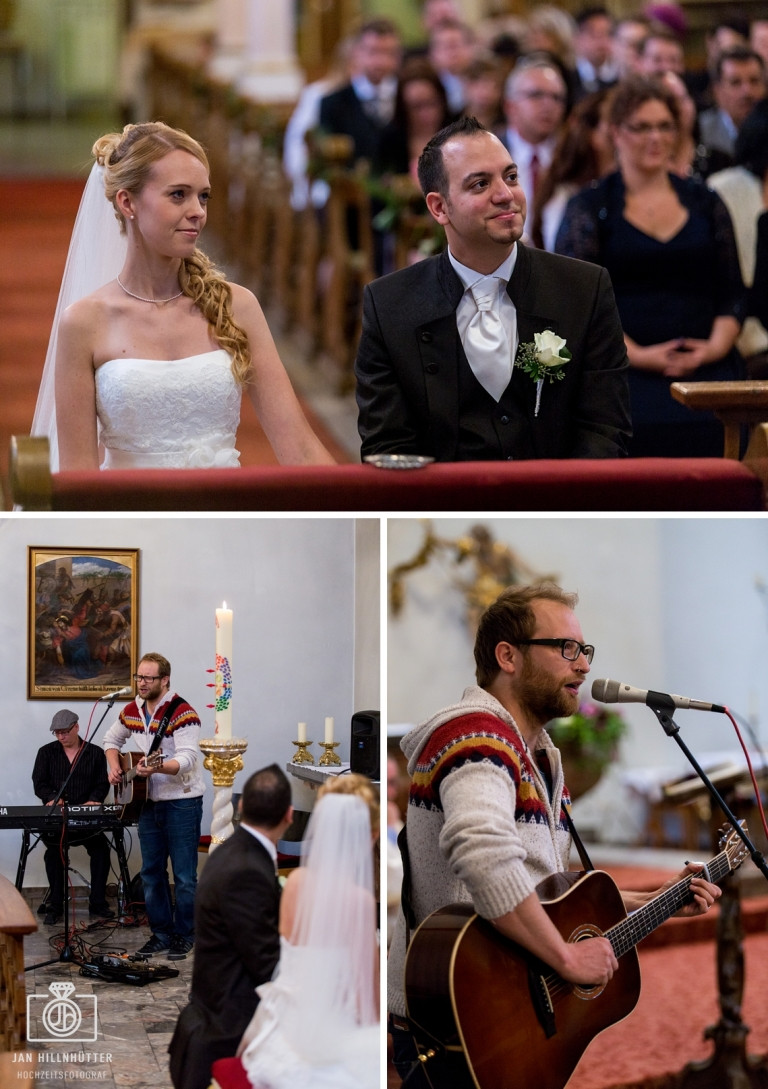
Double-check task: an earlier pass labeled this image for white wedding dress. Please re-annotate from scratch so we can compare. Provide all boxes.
[95,349,241,468]
[239,939,379,1089]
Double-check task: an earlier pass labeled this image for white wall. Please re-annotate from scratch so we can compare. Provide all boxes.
[387,517,768,840]
[0,516,379,886]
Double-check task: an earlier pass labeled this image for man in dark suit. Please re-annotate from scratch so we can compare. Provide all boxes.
[169,764,293,1089]
[355,116,631,460]
[318,17,402,164]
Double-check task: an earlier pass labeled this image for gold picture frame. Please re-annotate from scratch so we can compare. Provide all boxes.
[28,547,139,700]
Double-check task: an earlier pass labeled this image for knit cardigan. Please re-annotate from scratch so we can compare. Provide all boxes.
[387,685,573,1017]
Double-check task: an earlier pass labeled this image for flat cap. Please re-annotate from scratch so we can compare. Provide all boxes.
[50,709,78,733]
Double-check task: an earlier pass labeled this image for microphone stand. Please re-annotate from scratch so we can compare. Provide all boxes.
[27,694,124,971]
[649,702,768,1089]
[649,702,768,882]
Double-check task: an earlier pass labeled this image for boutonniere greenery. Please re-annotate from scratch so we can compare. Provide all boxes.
[515,330,571,416]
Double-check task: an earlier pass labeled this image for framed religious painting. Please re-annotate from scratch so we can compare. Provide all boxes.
[28,547,140,700]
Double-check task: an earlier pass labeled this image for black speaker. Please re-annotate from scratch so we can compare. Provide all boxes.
[349,710,380,779]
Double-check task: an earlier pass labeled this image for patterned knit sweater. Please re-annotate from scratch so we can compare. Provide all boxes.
[387,685,573,1017]
[103,690,205,801]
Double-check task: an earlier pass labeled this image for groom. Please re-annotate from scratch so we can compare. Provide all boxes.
[169,764,293,1089]
[355,116,632,461]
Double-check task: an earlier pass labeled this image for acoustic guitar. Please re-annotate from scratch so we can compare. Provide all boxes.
[404,824,748,1089]
[114,752,164,822]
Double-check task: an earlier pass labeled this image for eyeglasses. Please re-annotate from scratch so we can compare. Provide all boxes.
[133,674,160,683]
[516,638,595,664]
[621,120,676,136]
[53,724,76,735]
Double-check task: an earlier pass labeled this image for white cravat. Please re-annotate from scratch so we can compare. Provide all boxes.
[464,276,512,401]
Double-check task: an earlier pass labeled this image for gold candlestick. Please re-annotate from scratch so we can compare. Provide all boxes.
[292,739,315,765]
[199,737,249,850]
[318,740,341,767]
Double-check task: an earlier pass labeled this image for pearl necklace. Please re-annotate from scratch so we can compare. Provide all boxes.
[117,274,183,305]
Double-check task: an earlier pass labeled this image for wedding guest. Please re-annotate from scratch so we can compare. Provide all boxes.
[428,17,478,114]
[571,6,617,99]
[530,88,614,251]
[33,122,335,471]
[697,46,766,164]
[708,99,768,376]
[373,60,452,182]
[556,77,746,457]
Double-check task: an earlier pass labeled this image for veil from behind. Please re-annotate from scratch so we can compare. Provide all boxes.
[289,791,378,1038]
[31,164,126,471]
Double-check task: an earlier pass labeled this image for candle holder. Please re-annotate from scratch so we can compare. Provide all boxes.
[318,740,341,767]
[291,739,314,765]
[199,737,249,850]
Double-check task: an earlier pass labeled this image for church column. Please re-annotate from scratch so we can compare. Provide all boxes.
[237,0,303,101]
[208,0,248,82]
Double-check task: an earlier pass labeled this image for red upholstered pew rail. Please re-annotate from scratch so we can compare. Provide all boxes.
[42,459,767,512]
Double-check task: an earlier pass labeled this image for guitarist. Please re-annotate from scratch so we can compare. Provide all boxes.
[388,581,721,1088]
[104,652,205,962]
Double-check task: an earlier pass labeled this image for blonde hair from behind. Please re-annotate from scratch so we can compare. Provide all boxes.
[318,772,380,839]
[92,122,251,386]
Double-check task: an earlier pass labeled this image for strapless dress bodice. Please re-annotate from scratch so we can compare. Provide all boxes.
[95,349,241,469]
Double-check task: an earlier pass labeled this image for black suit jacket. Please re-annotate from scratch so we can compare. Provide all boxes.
[169,826,281,1089]
[355,244,631,460]
[319,83,383,162]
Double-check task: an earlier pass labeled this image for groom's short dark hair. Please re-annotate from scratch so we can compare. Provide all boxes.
[240,764,291,828]
[417,115,488,198]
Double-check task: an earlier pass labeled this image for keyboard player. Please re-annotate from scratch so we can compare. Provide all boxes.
[31,709,115,925]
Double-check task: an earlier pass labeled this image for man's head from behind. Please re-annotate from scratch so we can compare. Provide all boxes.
[240,763,292,831]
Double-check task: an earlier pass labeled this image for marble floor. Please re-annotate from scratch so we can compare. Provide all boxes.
[14,887,192,1089]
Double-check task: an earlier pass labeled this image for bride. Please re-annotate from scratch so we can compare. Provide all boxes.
[32,121,336,470]
[232,774,380,1089]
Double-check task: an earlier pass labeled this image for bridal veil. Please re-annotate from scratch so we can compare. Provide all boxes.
[31,164,126,470]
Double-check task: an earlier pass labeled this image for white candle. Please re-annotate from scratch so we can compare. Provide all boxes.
[297,721,307,743]
[215,602,233,739]
[324,716,334,744]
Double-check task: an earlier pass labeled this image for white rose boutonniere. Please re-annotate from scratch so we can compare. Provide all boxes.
[515,330,571,416]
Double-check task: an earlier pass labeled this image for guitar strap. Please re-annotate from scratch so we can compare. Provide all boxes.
[146,695,185,756]
[564,806,595,872]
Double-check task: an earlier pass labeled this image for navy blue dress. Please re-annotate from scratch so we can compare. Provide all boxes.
[555,171,746,457]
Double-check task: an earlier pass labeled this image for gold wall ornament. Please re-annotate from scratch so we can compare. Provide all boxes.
[389,520,554,632]
[199,737,249,851]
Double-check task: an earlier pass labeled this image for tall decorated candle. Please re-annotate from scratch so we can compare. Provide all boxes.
[215,602,233,738]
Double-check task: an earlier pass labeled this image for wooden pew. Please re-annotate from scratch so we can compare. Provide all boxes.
[8,437,767,512]
[671,381,768,459]
[0,875,37,1051]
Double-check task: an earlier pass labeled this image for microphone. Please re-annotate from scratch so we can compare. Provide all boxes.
[591,678,726,714]
[99,686,132,702]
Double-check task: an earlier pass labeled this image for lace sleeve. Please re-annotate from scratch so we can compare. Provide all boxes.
[553,188,604,265]
[708,186,748,323]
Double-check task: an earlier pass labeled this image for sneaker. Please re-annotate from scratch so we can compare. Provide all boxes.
[137,934,171,956]
[167,935,193,960]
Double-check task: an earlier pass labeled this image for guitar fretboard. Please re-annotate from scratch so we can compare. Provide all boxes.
[607,846,733,957]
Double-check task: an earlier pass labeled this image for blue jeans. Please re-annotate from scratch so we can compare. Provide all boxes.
[138,796,202,940]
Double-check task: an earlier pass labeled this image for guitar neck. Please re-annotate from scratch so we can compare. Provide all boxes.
[607,847,732,958]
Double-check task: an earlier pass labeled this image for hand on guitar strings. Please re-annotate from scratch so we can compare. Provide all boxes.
[622,861,721,917]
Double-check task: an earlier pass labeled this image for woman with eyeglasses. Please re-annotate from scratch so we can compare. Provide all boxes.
[555,76,746,457]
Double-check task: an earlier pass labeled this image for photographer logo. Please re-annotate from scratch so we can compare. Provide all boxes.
[27,981,98,1043]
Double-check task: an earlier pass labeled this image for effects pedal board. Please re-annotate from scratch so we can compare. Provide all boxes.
[79,954,180,986]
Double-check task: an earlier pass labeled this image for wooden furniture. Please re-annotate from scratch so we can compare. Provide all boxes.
[671,381,768,459]
[0,874,37,1050]
[7,436,768,512]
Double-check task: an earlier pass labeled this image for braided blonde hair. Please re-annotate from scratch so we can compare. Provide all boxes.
[93,122,251,385]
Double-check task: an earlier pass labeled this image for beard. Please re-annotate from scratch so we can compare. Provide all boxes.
[516,655,579,726]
